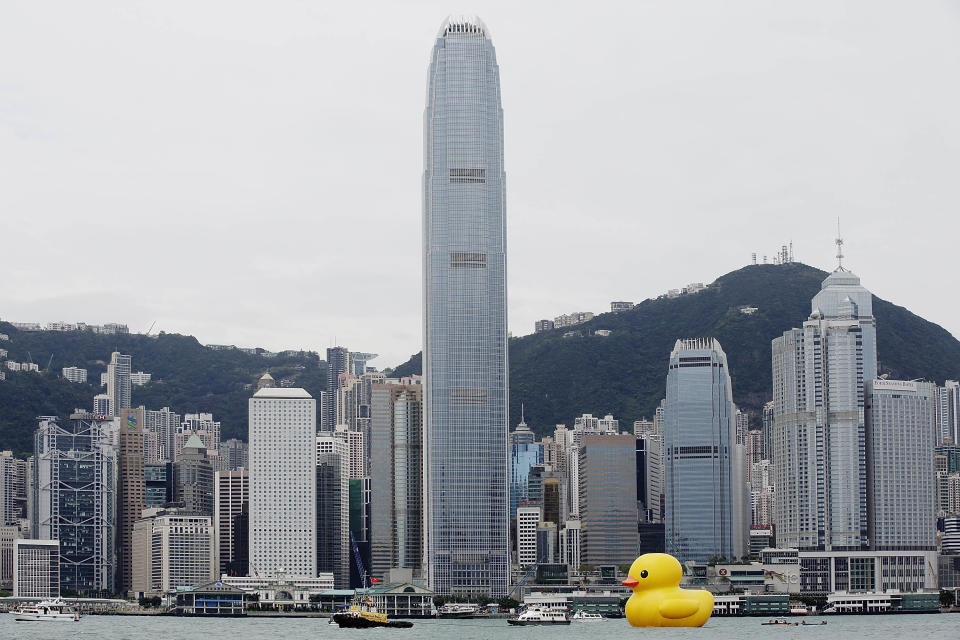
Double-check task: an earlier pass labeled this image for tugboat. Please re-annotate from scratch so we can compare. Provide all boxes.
[332,596,413,629]
[507,606,571,626]
[13,599,81,622]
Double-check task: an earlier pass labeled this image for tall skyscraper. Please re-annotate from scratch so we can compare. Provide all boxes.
[248,384,316,577]
[369,381,424,579]
[105,352,132,417]
[936,381,960,446]
[578,434,638,565]
[664,339,747,562]
[131,508,214,596]
[115,407,145,594]
[636,434,663,523]
[772,256,876,551]
[316,433,349,588]
[865,380,936,550]
[325,346,351,431]
[33,413,116,594]
[214,470,249,577]
[173,434,214,516]
[423,15,509,596]
[0,450,27,526]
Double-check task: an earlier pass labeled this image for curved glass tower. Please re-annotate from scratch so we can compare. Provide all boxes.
[422,15,509,596]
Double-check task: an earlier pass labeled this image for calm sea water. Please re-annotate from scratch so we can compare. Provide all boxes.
[0,613,956,640]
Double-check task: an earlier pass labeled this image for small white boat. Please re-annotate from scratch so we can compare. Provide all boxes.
[507,606,570,626]
[571,610,605,621]
[13,598,80,622]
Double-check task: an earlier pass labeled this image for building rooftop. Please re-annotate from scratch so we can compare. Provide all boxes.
[438,15,488,38]
[252,387,312,399]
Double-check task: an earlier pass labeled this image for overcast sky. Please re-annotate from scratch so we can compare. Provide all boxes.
[2,1,959,368]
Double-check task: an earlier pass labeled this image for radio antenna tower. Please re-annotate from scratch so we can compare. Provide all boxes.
[835,218,845,271]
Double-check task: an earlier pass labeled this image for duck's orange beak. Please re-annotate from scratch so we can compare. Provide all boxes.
[621,576,639,587]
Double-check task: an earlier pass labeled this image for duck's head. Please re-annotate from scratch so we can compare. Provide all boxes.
[621,553,683,591]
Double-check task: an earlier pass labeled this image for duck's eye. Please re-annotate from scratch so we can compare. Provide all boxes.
[640,570,648,579]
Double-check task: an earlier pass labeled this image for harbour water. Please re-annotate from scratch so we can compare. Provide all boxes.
[1,614,957,640]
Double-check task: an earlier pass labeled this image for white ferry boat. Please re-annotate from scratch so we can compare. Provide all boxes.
[13,599,80,622]
[571,610,605,621]
[507,606,571,626]
[437,602,481,618]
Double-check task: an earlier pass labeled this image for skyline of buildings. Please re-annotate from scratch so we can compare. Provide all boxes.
[1,13,959,607]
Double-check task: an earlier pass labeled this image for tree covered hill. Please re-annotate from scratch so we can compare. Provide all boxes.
[395,263,960,437]
[3,262,959,452]
[0,326,326,455]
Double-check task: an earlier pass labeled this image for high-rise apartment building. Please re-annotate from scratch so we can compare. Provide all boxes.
[249,384,316,577]
[664,339,747,562]
[936,381,960,446]
[222,438,249,471]
[176,413,221,461]
[423,15,509,596]
[333,425,366,478]
[173,434,214,516]
[369,381,424,579]
[215,469,248,576]
[105,352,132,416]
[0,450,27,526]
[62,366,88,383]
[325,346,351,431]
[316,433,349,588]
[761,401,775,465]
[865,380,936,550]
[143,406,181,462]
[115,408,145,594]
[578,434,638,565]
[33,413,116,594]
[772,262,876,551]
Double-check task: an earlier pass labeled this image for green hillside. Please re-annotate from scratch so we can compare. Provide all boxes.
[0,328,326,455]
[397,263,960,436]
[3,262,958,452]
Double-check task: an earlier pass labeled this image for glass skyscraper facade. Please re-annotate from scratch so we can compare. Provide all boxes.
[423,15,509,596]
[664,339,747,562]
[772,268,876,551]
[33,413,116,595]
[509,443,543,521]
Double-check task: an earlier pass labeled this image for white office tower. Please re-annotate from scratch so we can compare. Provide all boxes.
[93,394,112,418]
[772,256,876,551]
[516,506,541,566]
[132,509,215,596]
[105,352,132,416]
[936,381,960,446]
[248,387,316,577]
[13,539,59,598]
[333,425,366,478]
[866,380,936,550]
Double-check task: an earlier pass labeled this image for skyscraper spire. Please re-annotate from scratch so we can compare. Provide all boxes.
[835,218,845,271]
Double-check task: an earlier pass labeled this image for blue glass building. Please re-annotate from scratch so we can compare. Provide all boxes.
[510,443,543,521]
[423,15,509,596]
[664,339,747,562]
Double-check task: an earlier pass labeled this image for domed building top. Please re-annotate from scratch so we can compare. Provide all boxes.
[257,372,275,389]
[810,234,873,320]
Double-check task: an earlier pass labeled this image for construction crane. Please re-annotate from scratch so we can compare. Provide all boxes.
[350,531,369,588]
[46,353,54,370]
[143,320,157,336]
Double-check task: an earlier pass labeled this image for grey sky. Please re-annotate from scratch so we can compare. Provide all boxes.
[2,1,959,369]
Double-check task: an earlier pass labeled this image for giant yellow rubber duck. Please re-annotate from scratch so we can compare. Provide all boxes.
[621,553,713,627]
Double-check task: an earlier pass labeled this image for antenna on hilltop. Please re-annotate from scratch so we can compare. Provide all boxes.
[835,218,845,271]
